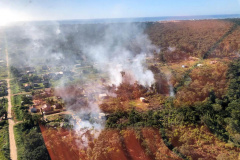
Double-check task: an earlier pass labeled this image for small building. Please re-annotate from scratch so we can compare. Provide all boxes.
[24,84,31,91]
[26,94,33,99]
[56,72,63,76]
[140,97,145,102]
[41,104,52,112]
[26,70,35,75]
[197,64,203,67]
[18,77,28,83]
[32,77,42,83]
[182,65,189,68]
[99,113,109,120]
[33,83,40,87]
[99,93,108,100]
[140,97,148,103]
[43,81,51,88]
[52,104,63,110]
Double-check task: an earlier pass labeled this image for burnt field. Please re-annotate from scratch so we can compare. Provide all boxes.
[3,19,240,160]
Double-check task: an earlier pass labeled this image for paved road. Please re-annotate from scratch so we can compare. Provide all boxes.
[5,44,17,160]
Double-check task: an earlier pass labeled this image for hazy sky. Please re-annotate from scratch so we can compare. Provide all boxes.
[0,0,240,22]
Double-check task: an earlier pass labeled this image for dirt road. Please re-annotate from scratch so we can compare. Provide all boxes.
[5,45,17,160]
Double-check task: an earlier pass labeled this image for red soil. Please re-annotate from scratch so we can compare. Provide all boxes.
[141,128,181,160]
[40,126,183,160]
[122,129,151,160]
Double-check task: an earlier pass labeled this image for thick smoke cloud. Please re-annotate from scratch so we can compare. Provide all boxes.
[4,21,160,145]
[83,23,159,86]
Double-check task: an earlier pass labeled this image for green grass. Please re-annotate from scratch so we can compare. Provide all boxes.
[10,79,22,94]
[14,123,25,160]
[0,121,10,160]
[11,95,22,107]
[11,95,25,121]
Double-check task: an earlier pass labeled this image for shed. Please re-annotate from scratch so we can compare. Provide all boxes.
[99,113,107,120]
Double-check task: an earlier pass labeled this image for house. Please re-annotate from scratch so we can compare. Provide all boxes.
[33,83,40,87]
[41,104,52,112]
[99,93,108,100]
[32,77,42,83]
[54,72,63,79]
[197,64,203,67]
[18,77,28,83]
[52,103,63,110]
[24,84,31,91]
[43,81,51,88]
[26,70,35,75]
[98,113,109,120]
[26,94,33,99]
[56,72,63,76]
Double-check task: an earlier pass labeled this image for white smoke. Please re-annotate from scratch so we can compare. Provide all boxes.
[5,22,160,147]
[166,73,175,97]
[83,23,159,87]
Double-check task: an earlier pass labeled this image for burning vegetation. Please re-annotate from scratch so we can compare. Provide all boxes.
[2,19,240,160]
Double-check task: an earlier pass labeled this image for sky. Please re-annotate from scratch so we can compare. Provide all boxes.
[0,0,240,23]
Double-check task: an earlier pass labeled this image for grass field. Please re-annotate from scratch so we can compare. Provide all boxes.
[10,79,22,94]
[0,121,10,160]
[11,95,24,121]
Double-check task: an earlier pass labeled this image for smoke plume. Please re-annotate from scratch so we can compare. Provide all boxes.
[4,21,160,146]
